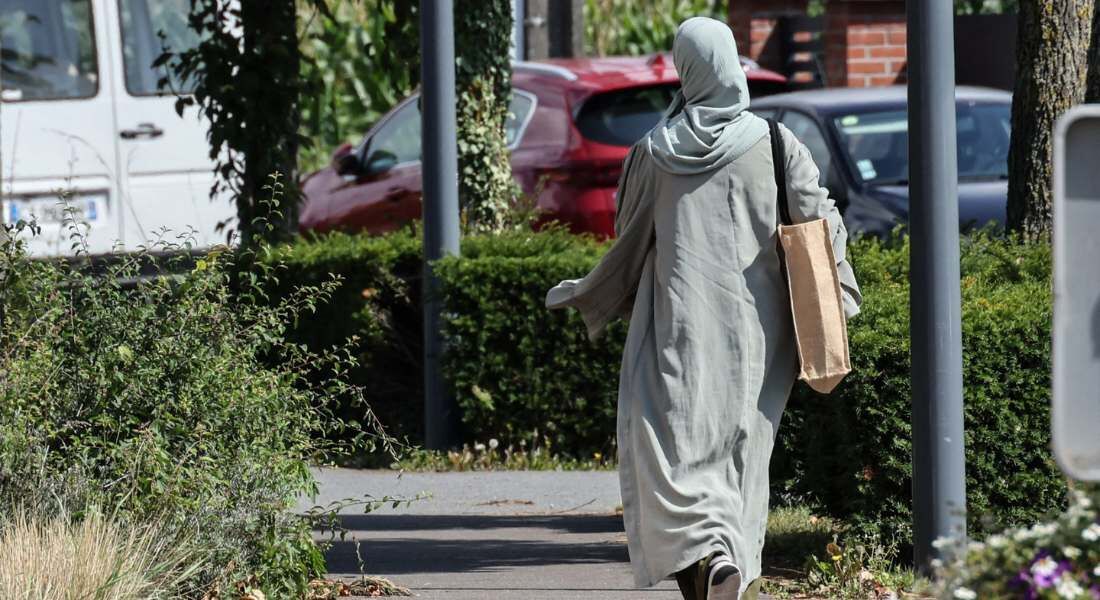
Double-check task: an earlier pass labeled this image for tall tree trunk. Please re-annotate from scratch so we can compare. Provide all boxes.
[1087,0,1100,101]
[1007,0,1092,239]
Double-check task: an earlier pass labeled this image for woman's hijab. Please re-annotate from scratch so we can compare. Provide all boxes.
[646,17,769,175]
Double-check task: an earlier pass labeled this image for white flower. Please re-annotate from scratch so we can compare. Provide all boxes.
[1093,564,1100,577]
[474,442,486,452]
[1032,556,1059,578]
[1063,546,1082,559]
[1055,573,1084,599]
[930,558,944,570]
[1014,528,1033,542]
[933,536,953,550]
[488,438,499,449]
[988,535,1008,548]
[1034,523,1058,537]
[968,541,986,553]
[953,587,977,600]
[1082,523,1100,542]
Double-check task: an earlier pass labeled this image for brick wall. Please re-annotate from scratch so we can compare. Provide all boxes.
[729,0,908,89]
[824,0,907,87]
[729,0,808,72]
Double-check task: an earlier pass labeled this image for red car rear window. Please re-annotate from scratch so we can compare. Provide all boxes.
[574,84,679,147]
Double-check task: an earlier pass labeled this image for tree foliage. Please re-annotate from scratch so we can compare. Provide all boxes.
[584,0,722,56]
[298,0,419,172]
[168,0,305,245]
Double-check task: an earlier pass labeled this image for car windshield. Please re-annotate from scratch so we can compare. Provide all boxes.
[574,84,678,147]
[832,102,1011,185]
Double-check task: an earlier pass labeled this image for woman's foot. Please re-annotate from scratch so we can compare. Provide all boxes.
[704,554,741,600]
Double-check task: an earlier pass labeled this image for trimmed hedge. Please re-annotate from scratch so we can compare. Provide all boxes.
[263,229,1063,542]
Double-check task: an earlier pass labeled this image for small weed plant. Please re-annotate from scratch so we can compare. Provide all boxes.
[762,506,931,600]
[392,434,614,472]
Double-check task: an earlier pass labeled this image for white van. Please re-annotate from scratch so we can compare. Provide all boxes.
[0,0,234,256]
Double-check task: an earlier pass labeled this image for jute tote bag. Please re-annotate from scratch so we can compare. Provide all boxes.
[766,119,851,394]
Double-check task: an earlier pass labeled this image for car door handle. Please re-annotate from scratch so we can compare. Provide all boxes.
[120,123,164,140]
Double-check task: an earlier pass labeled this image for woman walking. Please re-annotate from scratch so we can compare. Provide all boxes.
[545,17,861,600]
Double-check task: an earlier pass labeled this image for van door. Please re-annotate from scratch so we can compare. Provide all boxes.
[108,0,234,249]
[1,0,122,255]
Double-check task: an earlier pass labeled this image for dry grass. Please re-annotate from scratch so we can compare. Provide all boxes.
[0,508,202,600]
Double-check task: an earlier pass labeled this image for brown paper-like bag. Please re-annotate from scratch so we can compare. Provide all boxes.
[768,119,851,394]
[777,219,851,393]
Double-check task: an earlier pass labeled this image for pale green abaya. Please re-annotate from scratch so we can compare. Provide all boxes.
[545,17,861,594]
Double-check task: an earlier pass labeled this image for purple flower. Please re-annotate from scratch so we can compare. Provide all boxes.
[1010,568,1038,600]
[1028,551,1070,589]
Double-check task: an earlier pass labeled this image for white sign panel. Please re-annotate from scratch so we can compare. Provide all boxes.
[1053,105,1100,481]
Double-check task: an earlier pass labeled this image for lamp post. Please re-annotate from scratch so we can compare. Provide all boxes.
[420,0,462,450]
[906,0,967,573]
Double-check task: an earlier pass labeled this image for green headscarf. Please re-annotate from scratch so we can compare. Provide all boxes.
[646,17,770,175]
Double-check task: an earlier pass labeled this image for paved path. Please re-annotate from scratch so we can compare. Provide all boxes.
[300,468,685,599]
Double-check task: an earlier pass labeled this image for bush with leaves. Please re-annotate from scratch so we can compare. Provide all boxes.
[0,204,395,596]
[262,228,1062,548]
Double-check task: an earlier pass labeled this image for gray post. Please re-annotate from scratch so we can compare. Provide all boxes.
[420,0,462,450]
[907,0,967,573]
[512,0,526,61]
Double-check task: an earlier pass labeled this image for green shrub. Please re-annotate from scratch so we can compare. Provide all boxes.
[261,229,1061,545]
[774,235,1059,544]
[260,226,604,449]
[0,220,384,597]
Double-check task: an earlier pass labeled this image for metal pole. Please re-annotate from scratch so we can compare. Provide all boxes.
[420,0,462,450]
[907,0,967,573]
[512,0,526,61]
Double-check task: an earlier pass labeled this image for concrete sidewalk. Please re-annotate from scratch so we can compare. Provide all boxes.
[300,468,685,599]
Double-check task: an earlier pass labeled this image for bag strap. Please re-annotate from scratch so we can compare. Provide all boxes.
[766,118,793,226]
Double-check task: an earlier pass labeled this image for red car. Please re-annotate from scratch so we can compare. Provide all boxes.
[299,55,787,238]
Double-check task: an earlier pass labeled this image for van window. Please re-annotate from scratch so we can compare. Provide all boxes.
[119,0,201,95]
[0,0,98,101]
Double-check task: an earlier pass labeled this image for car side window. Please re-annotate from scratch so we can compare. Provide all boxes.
[505,91,536,148]
[779,110,832,187]
[367,100,422,167]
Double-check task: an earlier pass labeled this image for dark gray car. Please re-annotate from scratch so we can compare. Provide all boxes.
[752,85,1011,238]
